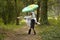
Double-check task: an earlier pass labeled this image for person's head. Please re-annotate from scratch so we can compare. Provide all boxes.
[30,12,32,15]
[28,12,32,15]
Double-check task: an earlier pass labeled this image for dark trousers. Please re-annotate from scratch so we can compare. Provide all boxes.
[28,19,36,35]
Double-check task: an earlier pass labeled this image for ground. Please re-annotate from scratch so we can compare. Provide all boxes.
[4,25,41,40]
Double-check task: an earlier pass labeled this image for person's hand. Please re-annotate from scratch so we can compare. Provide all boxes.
[36,22,40,25]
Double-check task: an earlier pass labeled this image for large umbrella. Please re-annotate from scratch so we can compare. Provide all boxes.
[22,4,38,12]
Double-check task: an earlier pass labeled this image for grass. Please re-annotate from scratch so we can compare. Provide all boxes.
[36,19,60,40]
[0,19,26,30]
[38,26,60,40]
[0,34,4,40]
[0,19,26,40]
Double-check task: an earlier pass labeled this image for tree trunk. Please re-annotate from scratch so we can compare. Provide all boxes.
[7,0,16,24]
[7,0,12,24]
[15,0,19,25]
[37,1,40,22]
[2,8,7,25]
[40,0,48,25]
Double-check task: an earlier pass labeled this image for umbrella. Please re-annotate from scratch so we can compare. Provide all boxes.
[22,4,38,12]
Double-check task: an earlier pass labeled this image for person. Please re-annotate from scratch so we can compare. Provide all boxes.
[28,12,37,35]
[24,12,40,35]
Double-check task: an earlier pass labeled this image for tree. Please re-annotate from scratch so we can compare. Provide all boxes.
[15,0,20,25]
[7,0,17,24]
[40,0,48,25]
[36,0,40,22]
[1,0,8,24]
[1,0,17,24]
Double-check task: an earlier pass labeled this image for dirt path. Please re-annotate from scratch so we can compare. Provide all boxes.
[4,26,41,40]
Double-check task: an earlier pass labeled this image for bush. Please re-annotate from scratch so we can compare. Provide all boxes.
[0,34,4,40]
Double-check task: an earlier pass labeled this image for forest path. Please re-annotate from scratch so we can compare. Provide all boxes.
[4,25,41,40]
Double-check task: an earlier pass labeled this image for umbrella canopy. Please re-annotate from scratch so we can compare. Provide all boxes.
[22,4,38,12]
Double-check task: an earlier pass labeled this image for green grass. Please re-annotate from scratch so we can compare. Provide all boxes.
[0,19,26,30]
[36,19,60,40]
[38,26,60,40]
[0,19,26,40]
[0,34,4,40]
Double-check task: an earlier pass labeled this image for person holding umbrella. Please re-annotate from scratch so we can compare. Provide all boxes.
[28,12,36,35]
[22,4,40,35]
[24,12,40,35]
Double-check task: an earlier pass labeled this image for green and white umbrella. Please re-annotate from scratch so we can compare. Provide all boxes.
[22,4,38,12]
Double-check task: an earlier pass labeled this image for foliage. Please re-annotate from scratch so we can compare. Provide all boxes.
[36,19,60,40]
[0,19,26,40]
[48,0,60,17]
[0,0,59,25]
[40,26,60,40]
[0,34,4,40]
[0,19,26,30]
[0,0,24,24]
